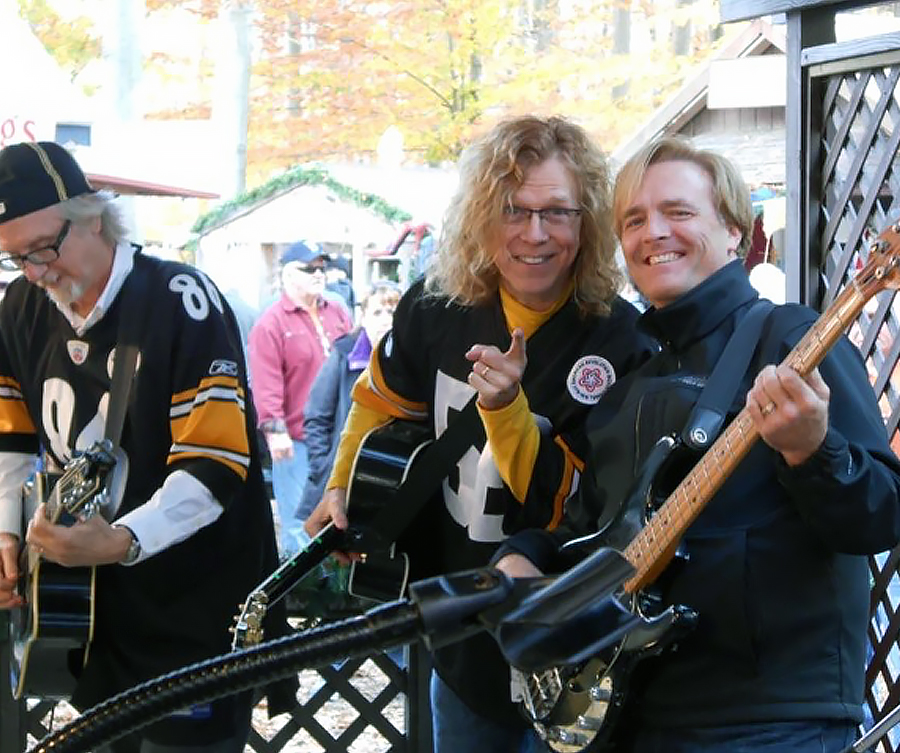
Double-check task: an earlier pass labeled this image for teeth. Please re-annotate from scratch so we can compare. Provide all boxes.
[648,252,680,265]
[517,255,548,265]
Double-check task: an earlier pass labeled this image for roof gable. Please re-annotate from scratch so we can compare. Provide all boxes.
[612,19,787,168]
[191,165,411,237]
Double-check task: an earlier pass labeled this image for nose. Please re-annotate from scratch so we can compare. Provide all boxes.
[22,260,49,283]
[522,212,550,243]
[644,212,671,241]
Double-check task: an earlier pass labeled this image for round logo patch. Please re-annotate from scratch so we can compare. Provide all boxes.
[567,355,616,405]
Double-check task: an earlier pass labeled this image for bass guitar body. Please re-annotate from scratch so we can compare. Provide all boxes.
[10,554,96,700]
[523,437,698,752]
[9,440,119,700]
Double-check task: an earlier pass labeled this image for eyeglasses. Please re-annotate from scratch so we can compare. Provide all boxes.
[503,205,582,227]
[0,220,71,272]
[298,264,325,275]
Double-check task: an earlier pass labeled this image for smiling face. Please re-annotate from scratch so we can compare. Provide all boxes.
[493,156,581,311]
[618,159,743,309]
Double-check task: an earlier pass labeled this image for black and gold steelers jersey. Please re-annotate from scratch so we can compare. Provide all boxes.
[0,251,286,711]
[364,279,654,725]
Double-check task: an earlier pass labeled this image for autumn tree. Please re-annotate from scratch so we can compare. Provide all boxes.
[18,0,101,85]
[21,0,727,185]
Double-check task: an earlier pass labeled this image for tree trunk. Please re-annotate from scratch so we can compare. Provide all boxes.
[673,0,694,57]
[213,0,252,197]
[612,1,631,101]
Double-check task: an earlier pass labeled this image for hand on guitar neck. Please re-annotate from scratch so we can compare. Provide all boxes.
[0,531,23,609]
[745,364,830,467]
[304,487,361,566]
[26,502,134,568]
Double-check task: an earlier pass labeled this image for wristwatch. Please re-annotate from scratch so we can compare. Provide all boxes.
[114,524,142,565]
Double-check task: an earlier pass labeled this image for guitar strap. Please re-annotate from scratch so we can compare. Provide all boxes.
[681,298,775,452]
[363,396,482,550]
[104,247,150,450]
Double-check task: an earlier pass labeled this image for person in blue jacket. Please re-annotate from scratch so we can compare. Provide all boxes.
[299,281,401,516]
[495,137,900,753]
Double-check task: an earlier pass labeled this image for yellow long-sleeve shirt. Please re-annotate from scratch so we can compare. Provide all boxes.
[326,284,583,519]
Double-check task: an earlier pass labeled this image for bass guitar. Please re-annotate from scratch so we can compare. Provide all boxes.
[518,224,900,752]
[231,419,431,650]
[10,439,122,700]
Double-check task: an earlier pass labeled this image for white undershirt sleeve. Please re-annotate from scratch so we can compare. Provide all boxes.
[113,470,224,563]
[0,453,37,537]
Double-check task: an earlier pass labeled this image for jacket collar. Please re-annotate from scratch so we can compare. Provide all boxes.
[638,259,760,352]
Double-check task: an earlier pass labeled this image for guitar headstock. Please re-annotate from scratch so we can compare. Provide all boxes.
[859,222,900,296]
[52,439,119,521]
[231,592,268,650]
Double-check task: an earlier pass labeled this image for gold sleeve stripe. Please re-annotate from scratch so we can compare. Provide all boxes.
[167,450,246,479]
[171,376,244,411]
[169,374,250,479]
[169,401,249,455]
[170,443,250,468]
[170,385,245,418]
[366,358,428,419]
[554,434,586,472]
[0,399,35,434]
[0,378,34,434]
[547,452,578,530]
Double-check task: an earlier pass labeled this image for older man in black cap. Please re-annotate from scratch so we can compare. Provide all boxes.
[0,141,294,752]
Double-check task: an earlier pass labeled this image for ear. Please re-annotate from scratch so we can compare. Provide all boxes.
[726,225,742,256]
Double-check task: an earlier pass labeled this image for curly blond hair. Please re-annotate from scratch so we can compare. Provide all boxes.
[426,115,622,316]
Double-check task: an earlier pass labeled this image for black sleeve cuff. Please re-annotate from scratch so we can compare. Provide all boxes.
[491,528,561,573]
[775,427,848,484]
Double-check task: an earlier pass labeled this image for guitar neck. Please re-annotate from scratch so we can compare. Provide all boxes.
[621,279,870,593]
[250,523,344,606]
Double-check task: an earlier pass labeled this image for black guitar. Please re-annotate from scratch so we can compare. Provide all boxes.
[518,224,900,752]
[10,439,121,700]
[231,419,432,650]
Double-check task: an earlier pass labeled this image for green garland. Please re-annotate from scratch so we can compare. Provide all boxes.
[190,165,412,238]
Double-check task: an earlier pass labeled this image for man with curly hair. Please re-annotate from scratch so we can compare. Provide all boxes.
[306,115,655,752]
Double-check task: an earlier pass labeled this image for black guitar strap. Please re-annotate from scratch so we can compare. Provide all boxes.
[681,298,775,451]
[104,247,150,450]
[364,396,482,550]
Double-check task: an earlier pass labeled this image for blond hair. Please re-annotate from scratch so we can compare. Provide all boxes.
[427,115,621,316]
[613,136,753,257]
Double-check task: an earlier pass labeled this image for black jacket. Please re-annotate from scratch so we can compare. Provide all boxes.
[498,260,900,728]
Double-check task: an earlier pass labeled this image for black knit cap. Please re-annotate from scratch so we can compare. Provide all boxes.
[0,141,94,225]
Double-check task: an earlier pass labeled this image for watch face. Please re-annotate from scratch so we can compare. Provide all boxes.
[126,537,141,563]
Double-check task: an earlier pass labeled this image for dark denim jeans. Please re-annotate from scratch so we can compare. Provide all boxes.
[430,670,549,753]
[630,720,858,753]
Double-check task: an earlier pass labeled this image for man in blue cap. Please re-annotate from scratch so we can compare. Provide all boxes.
[248,239,352,557]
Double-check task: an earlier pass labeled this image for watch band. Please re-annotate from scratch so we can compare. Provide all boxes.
[113,524,142,565]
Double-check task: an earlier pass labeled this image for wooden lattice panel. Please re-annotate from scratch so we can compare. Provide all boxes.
[24,651,410,753]
[819,60,900,753]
